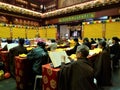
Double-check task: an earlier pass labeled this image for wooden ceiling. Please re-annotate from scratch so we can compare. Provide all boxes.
[31,0,53,4]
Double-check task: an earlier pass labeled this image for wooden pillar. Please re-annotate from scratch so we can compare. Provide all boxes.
[10,26,13,39]
[25,27,27,39]
[102,23,106,38]
[56,25,60,40]
[81,24,84,39]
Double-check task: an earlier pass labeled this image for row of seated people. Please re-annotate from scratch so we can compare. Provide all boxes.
[0,36,120,71]
[0,36,120,90]
[58,36,120,89]
[0,38,49,90]
[1,36,120,68]
[59,43,110,90]
[68,37,120,69]
[58,37,120,90]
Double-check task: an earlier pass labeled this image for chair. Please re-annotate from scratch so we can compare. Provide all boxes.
[34,75,42,90]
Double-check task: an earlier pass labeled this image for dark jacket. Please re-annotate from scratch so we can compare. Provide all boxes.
[9,45,27,76]
[27,46,48,75]
[94,48,112,86]
[110,43,120,60]
[66,42,80,56]
[9,45,27,56]
[58,58,97,90]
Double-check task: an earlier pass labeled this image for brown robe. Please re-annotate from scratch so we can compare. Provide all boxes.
[58,58,97,90]
[9,45,27,77]
[94,48,112,86]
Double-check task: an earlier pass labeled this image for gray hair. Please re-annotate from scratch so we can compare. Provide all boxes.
[76,45,89,57]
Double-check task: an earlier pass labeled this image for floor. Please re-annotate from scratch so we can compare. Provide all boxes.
[0,68,120,90]
[0,78,16,90]
[103,68,120,90]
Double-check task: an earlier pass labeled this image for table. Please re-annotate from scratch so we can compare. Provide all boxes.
[42,64,60,90]
[42,54,98,90]
[15,56,33,90]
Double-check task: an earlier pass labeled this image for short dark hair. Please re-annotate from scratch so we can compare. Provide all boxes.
[7,38,12,44]
[74,38,78,42]
[51,39,56,43]
[98,40,106,48]
[83,37,89,42]
[19,38,25,45]
[37,42,46,48]
[112,37,120,43]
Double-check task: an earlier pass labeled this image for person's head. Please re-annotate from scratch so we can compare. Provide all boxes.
[6,38,12,44]
[76,45,89,59]
[91,38,94,41]
[83,37,89,43]
[51,39,56,43]
[19,38,25,46]
[37,41,46,49]
[112,37,120,44]
[74,38,78,43]
[98,40,106,49]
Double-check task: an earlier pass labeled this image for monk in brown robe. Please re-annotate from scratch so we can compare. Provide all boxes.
[94,40,112,87]
[58,45,97,90]
[9,38,27,77]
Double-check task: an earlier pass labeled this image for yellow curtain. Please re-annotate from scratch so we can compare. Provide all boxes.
[39,27,57,39]
[46,27,57,39]
[27,28,37,39]
[83,23,102,39]
[106,22,120,39]
[0,26,10,38]
[39,28,47,39]
[12,27,25,38]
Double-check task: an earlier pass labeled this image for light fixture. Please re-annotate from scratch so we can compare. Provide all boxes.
[40,4,46,13]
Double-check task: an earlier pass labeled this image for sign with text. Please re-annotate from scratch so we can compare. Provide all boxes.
[59,12,95,22]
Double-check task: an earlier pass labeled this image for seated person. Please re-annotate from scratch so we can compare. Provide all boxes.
[27,41,48,75]
[58,45,97,90]
[66,38,80,56]
[83,37,91,49]
[9,38,27,77]
[90,38,96,44]
[27,41,49,89]
[110,37,120,69]
[2,37,12,51]
[25,39,30,45]
[94,40,112,87]
[46,39,57,51]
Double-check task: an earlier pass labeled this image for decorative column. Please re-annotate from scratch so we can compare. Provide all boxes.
[45,27,47,39]
[102,23,106,38]
[10,25,13,39]
[81,24,84,39]
[56,24,60,40]
[25,26,27,39]
[36,27,40,37]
